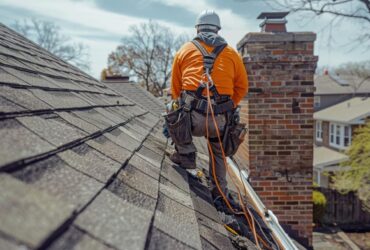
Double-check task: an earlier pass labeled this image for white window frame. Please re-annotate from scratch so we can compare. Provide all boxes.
[329,122,352,149]
[314,96,321,108]
[316,121,323,141]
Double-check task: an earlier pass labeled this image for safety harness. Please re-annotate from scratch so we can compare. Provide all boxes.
[182,39,234,114]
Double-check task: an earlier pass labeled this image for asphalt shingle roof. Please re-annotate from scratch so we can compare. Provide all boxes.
[315,74,370,95]
[103,79,166,116]
[314,97,370,123]
[0,23,235,250]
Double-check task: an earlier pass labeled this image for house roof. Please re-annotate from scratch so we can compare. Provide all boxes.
[314,97,370,123]
[0,23,237,250]
[313,146,348,169]
[103,79,165,116]
[314,74,370,95]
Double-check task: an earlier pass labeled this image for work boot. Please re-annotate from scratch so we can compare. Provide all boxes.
[169,151,181,164]
[170,152,196,169]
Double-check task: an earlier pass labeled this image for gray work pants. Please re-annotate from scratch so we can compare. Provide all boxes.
[176,111,228,194]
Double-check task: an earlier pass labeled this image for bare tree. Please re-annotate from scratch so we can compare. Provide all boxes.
[335,60,370,95]
[262,0,370,47]
[108,20,187,96]
[12,19,90,71]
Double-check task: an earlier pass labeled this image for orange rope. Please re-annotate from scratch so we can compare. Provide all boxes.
[202,73,274,250]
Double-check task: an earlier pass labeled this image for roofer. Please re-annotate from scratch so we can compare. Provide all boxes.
[165,10,248,198]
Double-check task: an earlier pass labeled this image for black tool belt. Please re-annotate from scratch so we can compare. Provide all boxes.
[181,91,234,115]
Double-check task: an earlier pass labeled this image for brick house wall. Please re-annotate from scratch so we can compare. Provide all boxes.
[236,32,317,248]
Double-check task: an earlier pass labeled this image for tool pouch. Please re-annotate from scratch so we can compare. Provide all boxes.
[223,123,247,157]
[165,108,192,146]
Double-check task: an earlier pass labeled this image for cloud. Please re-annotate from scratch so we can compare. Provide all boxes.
[0,0,368,77]
[0,0,193,77]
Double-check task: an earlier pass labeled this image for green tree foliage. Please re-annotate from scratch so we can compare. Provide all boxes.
[332,121,370,211]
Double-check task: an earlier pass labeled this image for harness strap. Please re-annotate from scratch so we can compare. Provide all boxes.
[191,39,227,74]
[181,92,234,115]
[191,39,227,102]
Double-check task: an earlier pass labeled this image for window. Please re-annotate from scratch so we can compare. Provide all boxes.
[314,96,321,108]
[330,124,335,144]
[316,121,322,141]
[329,123,352,149]
[336,125,341,145]
[344,125,351,147]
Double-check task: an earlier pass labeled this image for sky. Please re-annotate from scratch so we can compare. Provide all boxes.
[0,0,369,79]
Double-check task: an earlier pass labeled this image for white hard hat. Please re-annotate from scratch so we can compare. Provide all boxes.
[195,10,221,31]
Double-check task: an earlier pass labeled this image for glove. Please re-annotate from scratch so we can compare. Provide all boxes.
[162,123,170,138]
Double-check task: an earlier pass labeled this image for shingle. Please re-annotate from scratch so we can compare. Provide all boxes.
[118,124,146,142]
[73,109,116,129]
[108,178,157,211]
[136,146,164,169]
[189,177,221,223]
[0,95,24,113]
[0,119,55,167]
[100,95,132,106]
[58,143,121,183]
[104,128,141,152]
[147,227,194,250]
[160,165,190,195]
[108,106,132,120]
[154,209,202,250]
[2,67,59,88]
[149,127,168,145]
[42,76,85,91]
[75,190,153,250]
[138,112,160,125]
[0,66,29,86]
[198,225,234,250]
[106,82,164,116]
[157,192,198,229]
[116,163,159,199]
[0,44,21,58]
[125,120,151,136]
[0,236,26,250]
[78,93,111,106]
[30,89,91,109]
[0,85,51,111]
[159,183,193,209]
[130,153,161,180]
[17,115,87,147]
[86,135,132,163]
[142,136,168,155]
[0,174,73,248]
[126,104,148,117]
[1,56,31,70]
[134,115,158,129]
[95,107,127,124]
[57,111,101,134]
[12,155,103,210]
[48,226,115,250]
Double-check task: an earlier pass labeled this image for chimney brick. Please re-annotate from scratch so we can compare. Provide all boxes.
[236,30,318,248]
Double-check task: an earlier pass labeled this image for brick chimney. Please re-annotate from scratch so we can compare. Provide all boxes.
[236,12,317,248]
[257,12,289,33]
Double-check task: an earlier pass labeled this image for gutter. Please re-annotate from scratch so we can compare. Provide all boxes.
[227,157,299,250]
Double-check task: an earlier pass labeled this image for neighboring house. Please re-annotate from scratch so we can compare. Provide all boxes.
[313,97,370,187]
[314,71,370,111]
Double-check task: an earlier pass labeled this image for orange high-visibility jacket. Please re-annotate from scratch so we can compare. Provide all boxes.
[171,40,248,106]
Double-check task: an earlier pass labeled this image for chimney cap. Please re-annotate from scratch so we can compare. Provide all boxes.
[257,12,289,20]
